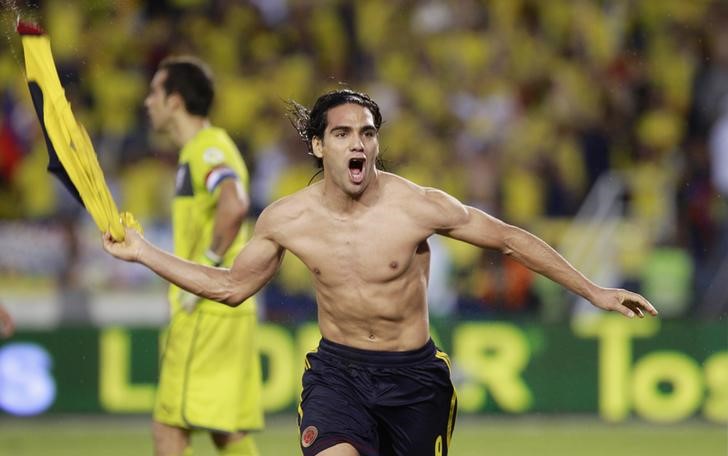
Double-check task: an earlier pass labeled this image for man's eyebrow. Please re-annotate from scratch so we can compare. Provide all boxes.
[331,124,376,130]
[328,124,377,134]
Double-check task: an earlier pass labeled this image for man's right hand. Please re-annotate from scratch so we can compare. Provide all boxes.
[102,227,144,263]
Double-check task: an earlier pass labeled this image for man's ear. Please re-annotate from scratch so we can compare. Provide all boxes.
[167,92,184,112]
[312,137,324,158]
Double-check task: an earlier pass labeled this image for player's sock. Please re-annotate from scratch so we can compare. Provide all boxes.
[220,435,258,456]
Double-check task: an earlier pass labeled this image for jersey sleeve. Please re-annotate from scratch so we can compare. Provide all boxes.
[193,146,240,195]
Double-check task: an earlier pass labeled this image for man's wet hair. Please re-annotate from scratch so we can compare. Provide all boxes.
[158,56,214,117]
[287,89,383,169]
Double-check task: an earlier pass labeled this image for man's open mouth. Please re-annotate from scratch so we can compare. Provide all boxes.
[349,157,365,184]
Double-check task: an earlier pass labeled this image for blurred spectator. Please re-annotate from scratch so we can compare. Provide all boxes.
[0,303,14,338]
[682,2,728,316]
[701,94,728,315]
[710,96,728,196]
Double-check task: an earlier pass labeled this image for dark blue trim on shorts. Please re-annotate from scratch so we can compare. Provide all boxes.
[317,338,436,366]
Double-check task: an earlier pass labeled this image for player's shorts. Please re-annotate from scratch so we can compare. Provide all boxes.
[154,299,263,433]
[298,338,457,456]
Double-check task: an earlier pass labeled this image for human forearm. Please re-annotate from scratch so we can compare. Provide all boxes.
[103,229,246,306]
[208,214,243,259]
[208,180,249,258]
[443,201,656,318]
[501,224,658,318]
[137,239,244,305]
[502,225,599,301]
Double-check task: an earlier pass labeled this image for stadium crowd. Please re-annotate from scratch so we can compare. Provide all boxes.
[0,0,726,321]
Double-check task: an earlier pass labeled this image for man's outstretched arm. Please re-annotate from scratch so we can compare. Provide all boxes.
[477,216,655,318]
[424,189,658,318]
[103,212,284,306]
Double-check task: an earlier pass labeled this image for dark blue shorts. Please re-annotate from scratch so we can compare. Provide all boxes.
[298,338,457,456]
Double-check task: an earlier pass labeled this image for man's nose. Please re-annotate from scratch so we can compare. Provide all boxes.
[350,134,365,150]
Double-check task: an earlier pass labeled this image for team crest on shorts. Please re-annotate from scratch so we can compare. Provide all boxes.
[301,425,318,448]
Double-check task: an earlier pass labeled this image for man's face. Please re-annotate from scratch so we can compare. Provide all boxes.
[144,69,173,133]
[314,103,379,197]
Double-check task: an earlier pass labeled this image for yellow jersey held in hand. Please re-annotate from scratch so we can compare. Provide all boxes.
[18,20,140,240]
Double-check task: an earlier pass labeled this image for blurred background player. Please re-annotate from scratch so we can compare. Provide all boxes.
[143,56,263,456]
[0,303,14,338]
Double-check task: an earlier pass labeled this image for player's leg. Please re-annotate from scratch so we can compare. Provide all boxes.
[315,443,360,455]
[153,421,190,456]
[183,307,264,434]
[298,380,377,455]
[153,313,195,456]
[298,342,380,456]
[373,348,457,456]
[211,431,258,455]
[377,397,457,456]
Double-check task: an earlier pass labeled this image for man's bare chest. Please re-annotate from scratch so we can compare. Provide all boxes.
[282,216,427,284]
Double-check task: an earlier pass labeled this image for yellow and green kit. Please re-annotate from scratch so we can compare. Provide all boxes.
[155,126,263,433]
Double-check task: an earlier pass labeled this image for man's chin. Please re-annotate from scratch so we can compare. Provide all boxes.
[151,124,168,136]
[344,182,366,197]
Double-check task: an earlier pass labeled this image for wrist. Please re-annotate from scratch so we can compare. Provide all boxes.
[583,282,602,302]
[133,239,147,263]
[202,249,223,267]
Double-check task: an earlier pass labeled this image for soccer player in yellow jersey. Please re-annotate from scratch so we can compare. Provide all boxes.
[143,56,262,456]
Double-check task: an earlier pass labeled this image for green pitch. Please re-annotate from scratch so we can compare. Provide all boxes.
[0,414,725,455]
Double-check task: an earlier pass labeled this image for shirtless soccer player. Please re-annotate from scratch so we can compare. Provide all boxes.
[103,89,657,456]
